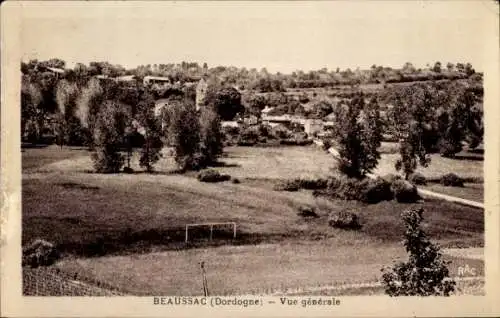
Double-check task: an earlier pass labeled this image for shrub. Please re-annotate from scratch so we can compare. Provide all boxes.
[297,206,319,218]
[279,138,313,146]
[232,178,241,184]
[323,176,392,204]
[273,180,300,191]
[197,169,231,183]
[331,177,363,201]
[359,177,394,203]
[381,208,456,296]
[91,146,125,173]
[123,166,134,174]
[328,211,361,230]
[409,172,427,185]
[271,125,292,139]
[22,239,60,268]
[295,178,328,190]
[391,179,420,203]
[440,173,464,187]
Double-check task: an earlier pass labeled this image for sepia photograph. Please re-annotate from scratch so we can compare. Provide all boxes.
[1,1,499,317]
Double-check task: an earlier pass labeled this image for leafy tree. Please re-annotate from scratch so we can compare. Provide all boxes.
[381,207,456,296]
[437,84,482,157]
[331,93,382,179]
[136,91,163,172]
[75,77,105,147]
[432,61,442,73]
[312,100,333,119]
[199,108,223,166]
[21,76,43,141]
[446,62,454,72]
[205,85,244,121]
[465,63,475,76]
[165,99,202,171]
[91,100,131,173]
[55,79,81,147]
[246,94,267,117]
[402,62,416,74]
[389,84,434,179]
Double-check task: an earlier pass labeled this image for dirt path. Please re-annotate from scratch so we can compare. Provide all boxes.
[365,173,484,209]
[417,188,484,209]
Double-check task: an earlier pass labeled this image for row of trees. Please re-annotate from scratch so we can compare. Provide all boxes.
[22,58,479,94]
[329,81,483,180]
[80,81,227,173]
[22,60,244,173]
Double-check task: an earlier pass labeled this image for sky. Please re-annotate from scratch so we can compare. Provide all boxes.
[19,1,497,73]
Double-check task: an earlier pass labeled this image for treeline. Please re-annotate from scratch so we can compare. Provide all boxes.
[21,58,483,174]
[22,58,480,93]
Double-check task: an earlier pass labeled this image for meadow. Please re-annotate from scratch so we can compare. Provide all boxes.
[22,144,484,295]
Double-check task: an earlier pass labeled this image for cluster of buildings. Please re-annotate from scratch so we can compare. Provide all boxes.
[260,111,335,137]
[40,65,334,139]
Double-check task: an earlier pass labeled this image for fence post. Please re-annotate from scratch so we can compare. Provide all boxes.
[201,262,209,296]
[209,225,213,241]
[185,225,189,243]
[233,222,236,239]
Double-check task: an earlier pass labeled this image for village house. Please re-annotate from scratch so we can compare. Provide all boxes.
[143,75,171,86]
[36,65,65,79]
[115,75,136,82]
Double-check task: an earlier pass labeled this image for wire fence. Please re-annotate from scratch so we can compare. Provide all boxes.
[23,266,130,296]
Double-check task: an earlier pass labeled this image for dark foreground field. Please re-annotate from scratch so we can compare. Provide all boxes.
[22,145,484,295]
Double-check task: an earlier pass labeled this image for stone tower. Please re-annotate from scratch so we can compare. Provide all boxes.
[195,77,208,110]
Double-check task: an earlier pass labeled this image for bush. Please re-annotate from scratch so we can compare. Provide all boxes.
[232,178,241,184]
[123,166,134,174]
[91,147,125,173]
[279,138,313,146]
[381,208,456,296]
[271,125,292,139]
[323,176,363,201]
[335,177,364,201]
[391,179,420,203]
[297,206,319,218]
[408,172,427,185]
[440,173,464,187]
[359,177,394,203]
[273,180,300,191]
[22,239,60,268]
[295,178,328,190]
[197,169,231,183]
[328,211,361,230]
[323,176,392,204]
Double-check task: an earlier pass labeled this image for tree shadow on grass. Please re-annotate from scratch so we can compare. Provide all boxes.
[447,154,483,161]
[21,143,51,149]
[55,228,289,258]
[208,161,241,168]
[56,182,100,191]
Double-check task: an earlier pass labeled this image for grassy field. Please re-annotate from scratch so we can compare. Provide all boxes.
[22,144,90,171]
[55,241,484,296]
[374,153,483,180]
[22,145,484,295]
[23,145,483,254]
